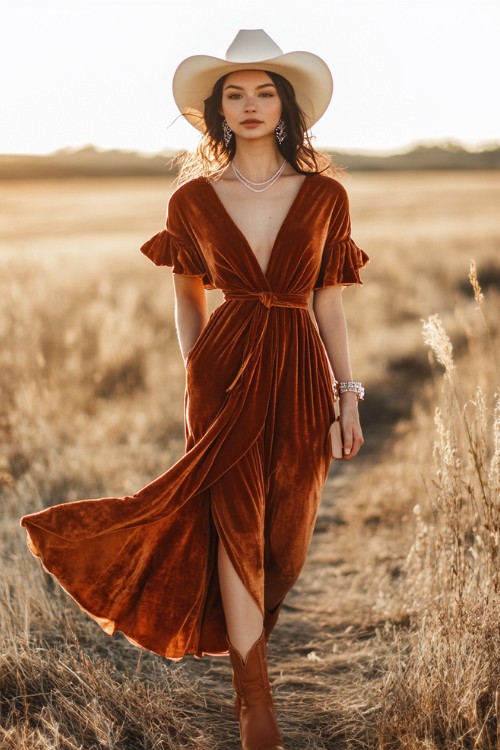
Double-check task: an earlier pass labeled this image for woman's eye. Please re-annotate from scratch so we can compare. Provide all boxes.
[226,92,274,99]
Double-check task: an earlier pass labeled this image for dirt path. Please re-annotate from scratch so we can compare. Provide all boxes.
[164,441,401,750]
[267,459,389,749]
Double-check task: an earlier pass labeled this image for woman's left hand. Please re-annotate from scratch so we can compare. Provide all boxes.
[339,393,364,460]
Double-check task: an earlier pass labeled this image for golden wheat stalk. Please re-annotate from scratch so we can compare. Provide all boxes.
[469,259,484,306]
[422,314,455,375]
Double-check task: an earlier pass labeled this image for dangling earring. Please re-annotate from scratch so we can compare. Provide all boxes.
[222,119,233,147]
[275,118,287,144]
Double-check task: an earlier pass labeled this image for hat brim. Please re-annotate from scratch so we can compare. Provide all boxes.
[172,50,333,132]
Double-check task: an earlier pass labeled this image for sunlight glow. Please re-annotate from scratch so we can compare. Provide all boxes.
[1,0,499,155]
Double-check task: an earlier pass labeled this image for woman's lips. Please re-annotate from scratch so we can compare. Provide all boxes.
[241,120,263,127]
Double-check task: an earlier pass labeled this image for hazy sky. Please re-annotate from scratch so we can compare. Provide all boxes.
[2,0,499,155]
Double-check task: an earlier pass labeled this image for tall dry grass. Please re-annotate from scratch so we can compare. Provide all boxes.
[374,263,499,749]
[0,259,236,749]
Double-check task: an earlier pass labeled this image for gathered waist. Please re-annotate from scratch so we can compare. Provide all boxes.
[222,290,309,392]
[223,290,309,309]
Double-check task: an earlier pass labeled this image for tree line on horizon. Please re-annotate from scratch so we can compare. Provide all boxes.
[0,142,499,179]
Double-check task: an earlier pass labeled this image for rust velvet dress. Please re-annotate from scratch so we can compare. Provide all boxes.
[20,172,368,660]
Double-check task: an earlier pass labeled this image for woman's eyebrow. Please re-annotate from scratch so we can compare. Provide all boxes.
[223,83,277,91]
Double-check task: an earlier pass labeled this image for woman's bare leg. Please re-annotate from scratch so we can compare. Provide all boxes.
[218,541,263,660]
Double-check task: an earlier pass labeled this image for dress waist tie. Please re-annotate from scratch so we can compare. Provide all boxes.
[223,290,310,309]
[222,290,310,392]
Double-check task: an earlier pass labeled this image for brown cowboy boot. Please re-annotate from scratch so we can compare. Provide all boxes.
[227,629,285,750]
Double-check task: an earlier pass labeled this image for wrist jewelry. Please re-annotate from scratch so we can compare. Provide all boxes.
[336,381,365,401]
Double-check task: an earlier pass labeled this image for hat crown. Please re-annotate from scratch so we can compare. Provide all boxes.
[225,29,284,63]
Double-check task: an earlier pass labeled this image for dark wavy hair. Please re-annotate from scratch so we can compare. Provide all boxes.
[175,70,335,184]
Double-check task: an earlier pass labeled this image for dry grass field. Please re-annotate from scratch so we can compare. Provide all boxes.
[0,171,499,749]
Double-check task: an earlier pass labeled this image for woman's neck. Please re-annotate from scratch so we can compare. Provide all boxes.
[231,138,286,182]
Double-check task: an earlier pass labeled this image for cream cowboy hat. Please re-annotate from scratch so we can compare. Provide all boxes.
[172,29,333,132]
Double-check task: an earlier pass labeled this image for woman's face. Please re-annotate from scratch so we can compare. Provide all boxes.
[220,69,282,143]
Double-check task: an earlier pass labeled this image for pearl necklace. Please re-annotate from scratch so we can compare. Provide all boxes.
[231,160,287,193]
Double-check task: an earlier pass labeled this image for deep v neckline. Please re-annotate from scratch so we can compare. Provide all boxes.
[203,173,312,281]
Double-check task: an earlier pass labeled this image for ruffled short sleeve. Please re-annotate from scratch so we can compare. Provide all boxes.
[313,183,369,289]
[140,189,215,290]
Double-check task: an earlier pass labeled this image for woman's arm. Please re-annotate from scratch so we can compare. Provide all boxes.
[172,275,208,365]
[312,285,364,460]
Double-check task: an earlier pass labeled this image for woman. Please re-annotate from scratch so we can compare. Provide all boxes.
[21,30,368,750]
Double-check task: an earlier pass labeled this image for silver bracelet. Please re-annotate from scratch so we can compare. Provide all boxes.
[336,380,365,400]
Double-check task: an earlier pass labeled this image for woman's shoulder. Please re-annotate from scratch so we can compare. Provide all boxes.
[168,177,208,207]
[305,172,350,209]
[308,171,348,197]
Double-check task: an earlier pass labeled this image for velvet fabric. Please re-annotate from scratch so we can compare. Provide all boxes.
[20,173,368,660]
